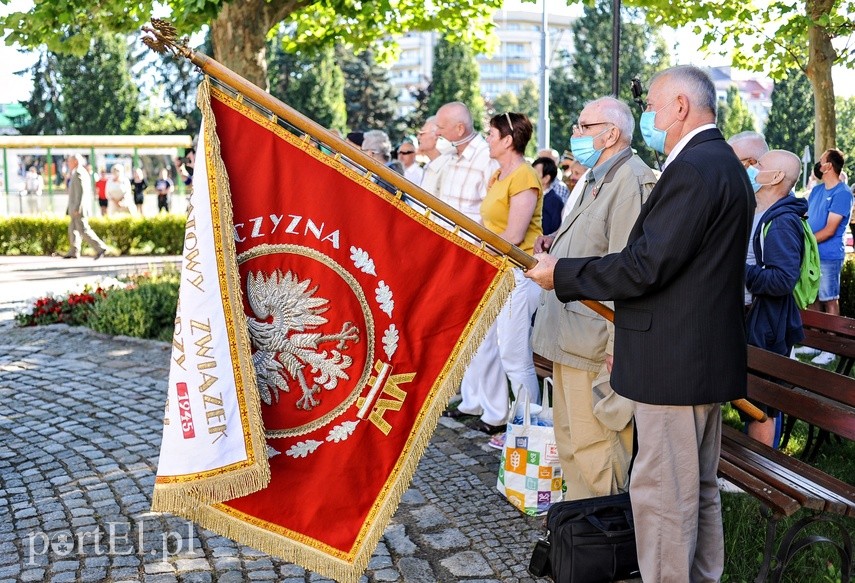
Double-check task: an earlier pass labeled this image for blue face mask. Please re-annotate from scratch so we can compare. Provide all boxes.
[570,128,609,168]
[746,165,762,193]
[640,99,676,154]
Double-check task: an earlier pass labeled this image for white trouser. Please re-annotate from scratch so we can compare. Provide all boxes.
[458,269,541,425]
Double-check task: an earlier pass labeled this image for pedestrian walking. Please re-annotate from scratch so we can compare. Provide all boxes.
[63,155,108,260]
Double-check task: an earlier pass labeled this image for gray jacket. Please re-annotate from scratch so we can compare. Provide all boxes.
[531,151,656,372]
[67,166,92,217]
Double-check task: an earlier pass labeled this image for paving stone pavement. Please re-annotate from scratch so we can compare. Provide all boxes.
[0,320,547,583]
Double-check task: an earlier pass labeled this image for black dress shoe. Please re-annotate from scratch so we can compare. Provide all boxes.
[62,255,78,259]
[93,249,106,260]
[470,420,506,435]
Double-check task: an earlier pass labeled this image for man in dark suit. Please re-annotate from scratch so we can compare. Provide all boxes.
[526,65,754,582]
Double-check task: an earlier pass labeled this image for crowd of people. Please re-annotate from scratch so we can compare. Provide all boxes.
[350,64,852,583]
[17,155,191,218]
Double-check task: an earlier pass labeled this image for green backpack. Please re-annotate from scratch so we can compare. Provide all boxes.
[761,216,820,309]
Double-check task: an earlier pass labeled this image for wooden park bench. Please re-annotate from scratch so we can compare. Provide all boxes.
[785,309,855,459]
[718,344,855,582]
[533,352,553,381]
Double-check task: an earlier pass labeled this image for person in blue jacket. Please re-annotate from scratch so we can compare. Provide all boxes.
[744,149,806,445]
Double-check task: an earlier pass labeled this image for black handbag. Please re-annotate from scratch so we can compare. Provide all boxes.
[528,492,639,582]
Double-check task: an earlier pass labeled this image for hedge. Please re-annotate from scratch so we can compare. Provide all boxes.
[840,257,855,318]
[88,275,180,341]
[0,214,185,256]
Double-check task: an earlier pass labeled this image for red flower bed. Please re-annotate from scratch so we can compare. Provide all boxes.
[16,288,108,327]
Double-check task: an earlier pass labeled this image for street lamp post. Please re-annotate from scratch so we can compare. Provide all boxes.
[538,1,550,151]
[802,145,812,191]
[611,0,621,95]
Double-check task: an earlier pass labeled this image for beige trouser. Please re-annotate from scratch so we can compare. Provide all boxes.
[67,215,106,257]
[552,363,633,501]
[631,402,724,583]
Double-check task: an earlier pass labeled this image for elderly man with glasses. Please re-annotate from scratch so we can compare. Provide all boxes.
[530,96,657,502]
[396,138,423,185]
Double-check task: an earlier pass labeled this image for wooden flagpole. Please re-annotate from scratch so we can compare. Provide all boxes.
[141,20,764,423]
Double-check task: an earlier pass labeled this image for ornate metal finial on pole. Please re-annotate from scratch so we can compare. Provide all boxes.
[142,19,192,59]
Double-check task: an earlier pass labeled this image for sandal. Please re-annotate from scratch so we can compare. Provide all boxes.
[487,433,506,450]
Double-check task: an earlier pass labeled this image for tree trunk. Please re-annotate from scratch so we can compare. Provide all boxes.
[209,0,309,90]
[805,0,838,157]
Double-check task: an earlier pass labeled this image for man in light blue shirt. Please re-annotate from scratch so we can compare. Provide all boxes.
[806,148,852,323]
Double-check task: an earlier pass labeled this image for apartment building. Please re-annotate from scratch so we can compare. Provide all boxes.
[387,8,575,116]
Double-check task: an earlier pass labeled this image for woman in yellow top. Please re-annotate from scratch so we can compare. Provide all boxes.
[456,112,544,447]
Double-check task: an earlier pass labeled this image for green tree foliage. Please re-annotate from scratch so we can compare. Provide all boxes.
[489,92,519,116]
[836,96,855,180]
[17,50,63,135]
[427,36,485,130]
[55,34,140,134]
[765,71,815,159]
[628,0,855,154]
[548,51,578,156]
[138,34,211,138]
[515,80,540,157]
[719,85,757,138]
[137,95,189,135]
[395,84,433,141]
[553,2,669,167]
[268,32,346,132]
[1,0,502,94]
[339,47,399,133]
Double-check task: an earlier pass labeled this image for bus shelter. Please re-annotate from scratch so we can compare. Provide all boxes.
[0,134,193,216]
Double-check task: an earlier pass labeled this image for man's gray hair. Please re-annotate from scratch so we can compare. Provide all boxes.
[71,154,87,165]
[727,131,769,162]
[652,65,717,117]
[362,130,392,161]
[728,131,768,151]
[585,96,634,144]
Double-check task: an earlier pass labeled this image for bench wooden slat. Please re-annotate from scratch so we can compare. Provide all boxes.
[800,329,855,361]
[748,346,855,410]
[721,426,855,517]
[746,377,855,440]
[800,309,855,338]
[533,353,552,380]
[721,437,827,513]
[717,454,802,517]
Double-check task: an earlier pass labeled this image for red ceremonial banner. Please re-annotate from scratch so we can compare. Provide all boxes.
[167,82,513,582]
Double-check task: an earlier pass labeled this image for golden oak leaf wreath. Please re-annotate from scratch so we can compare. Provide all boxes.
[245,269,360,410]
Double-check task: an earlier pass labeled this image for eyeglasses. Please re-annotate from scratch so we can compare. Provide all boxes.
[560,165,571,171]
[399,150,416,155]
[572,121,612,134]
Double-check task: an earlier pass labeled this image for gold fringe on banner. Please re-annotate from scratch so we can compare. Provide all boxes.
[150,76,270,513]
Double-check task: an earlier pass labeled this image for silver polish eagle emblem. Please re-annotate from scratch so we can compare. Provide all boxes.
[245,269,359,410]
